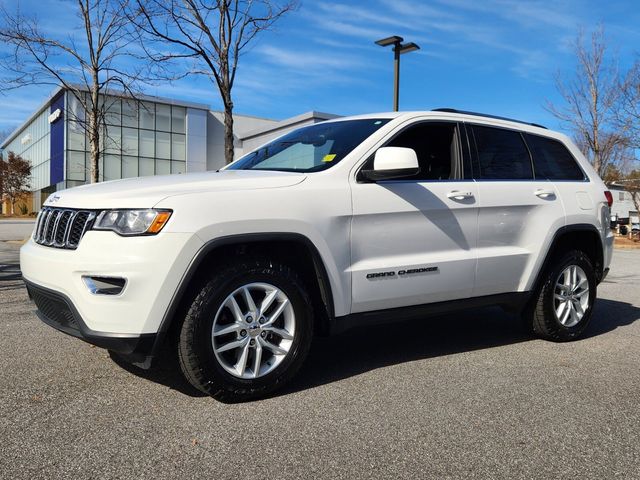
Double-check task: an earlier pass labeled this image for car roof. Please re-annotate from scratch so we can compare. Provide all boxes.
[324,110,553,136]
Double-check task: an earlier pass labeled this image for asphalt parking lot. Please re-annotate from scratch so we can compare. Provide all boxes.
[1,231,639,479]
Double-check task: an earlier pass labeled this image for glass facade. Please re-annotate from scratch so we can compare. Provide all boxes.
[65,94,187,186]
[2,108,51,191]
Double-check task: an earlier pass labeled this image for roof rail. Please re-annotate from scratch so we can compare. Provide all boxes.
[432,108,547,129]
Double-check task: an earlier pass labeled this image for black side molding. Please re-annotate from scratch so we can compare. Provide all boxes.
[329,292,531,335]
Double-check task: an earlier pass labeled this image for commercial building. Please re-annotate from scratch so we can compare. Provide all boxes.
[1,86,337,213]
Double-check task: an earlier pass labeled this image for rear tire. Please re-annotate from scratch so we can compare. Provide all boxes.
[178,256,314,402]
[525,249,596,341]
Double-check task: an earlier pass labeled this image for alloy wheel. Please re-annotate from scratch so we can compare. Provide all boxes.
[553,265,590,328]
[211,282,296,379]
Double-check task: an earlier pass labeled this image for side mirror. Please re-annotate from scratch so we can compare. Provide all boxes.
[361,146,420,181]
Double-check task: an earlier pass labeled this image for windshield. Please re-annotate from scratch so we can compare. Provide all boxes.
[227,118,390,172]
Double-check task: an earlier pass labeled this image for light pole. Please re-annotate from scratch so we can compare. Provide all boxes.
[375,36,420,111]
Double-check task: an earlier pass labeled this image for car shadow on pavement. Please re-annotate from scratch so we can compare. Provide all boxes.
[582,298,640,339]
[108,348,208,397]
[277,298,640,398]
[109,298,640,400]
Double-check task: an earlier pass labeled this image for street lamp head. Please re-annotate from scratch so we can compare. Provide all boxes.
[375,35,403,47]
[375,35,420,112]
[399,42,420,54]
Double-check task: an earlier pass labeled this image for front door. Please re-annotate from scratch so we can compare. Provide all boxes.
[349,121,479,313]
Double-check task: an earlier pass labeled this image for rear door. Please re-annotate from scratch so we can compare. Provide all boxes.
[469,124,566,296]
[349,121,479,313]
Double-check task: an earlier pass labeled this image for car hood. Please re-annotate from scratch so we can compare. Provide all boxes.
[44,170,307,209]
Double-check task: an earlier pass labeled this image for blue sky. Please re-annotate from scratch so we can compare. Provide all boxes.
[1,0,639,135]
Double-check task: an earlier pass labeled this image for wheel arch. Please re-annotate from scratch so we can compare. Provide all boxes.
[530,224,605,294]
[151,233,337,356]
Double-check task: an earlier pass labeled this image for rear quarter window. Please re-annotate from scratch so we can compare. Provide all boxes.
[525,134,585,181]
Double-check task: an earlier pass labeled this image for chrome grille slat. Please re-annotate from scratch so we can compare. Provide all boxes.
[35,209,46,242]
[40,209,52,242]
[53,211,73,246]
[34,207,95,250]
[41,209,55,243]
[62,211,78,245]
[48,210,63,245]
[33,210,45,240]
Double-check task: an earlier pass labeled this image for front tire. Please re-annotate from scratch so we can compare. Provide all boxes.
[526,249,596,341]
[178,256,313,402]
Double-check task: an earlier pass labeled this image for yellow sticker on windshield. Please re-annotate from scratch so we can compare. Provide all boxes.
[322,154,336,162]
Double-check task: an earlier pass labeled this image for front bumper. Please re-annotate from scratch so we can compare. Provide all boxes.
[20,231,203,335]
[25,279,156,364]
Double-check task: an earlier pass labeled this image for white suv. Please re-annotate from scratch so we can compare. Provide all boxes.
[21,109,614,401]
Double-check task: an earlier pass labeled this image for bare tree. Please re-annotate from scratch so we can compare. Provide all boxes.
[0,0,149,183]
[546,27,628,177]
[131,0,296,165]
[619,60,640,149]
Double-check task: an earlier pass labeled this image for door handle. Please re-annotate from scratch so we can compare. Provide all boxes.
[447,190,474,200]
[534,189,556,199]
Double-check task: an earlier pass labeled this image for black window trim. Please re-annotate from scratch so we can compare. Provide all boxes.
[356,120,471,184]
[467,122,537,182]
[523,132,589,183]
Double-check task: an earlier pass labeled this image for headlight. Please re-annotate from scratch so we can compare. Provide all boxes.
[93,209,172,236]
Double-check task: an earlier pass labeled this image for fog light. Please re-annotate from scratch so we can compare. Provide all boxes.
[82,276,127,295]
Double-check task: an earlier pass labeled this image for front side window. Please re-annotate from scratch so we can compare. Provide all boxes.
[525,134,585,181]
[228,119,390,173]
[471,125,533,180]
[385,122,462,180]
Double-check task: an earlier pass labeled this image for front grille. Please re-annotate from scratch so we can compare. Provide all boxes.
[34,207,96,249]
[28,284,80,332]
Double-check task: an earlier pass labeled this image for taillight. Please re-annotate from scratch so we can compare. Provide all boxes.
[604,191,613,208]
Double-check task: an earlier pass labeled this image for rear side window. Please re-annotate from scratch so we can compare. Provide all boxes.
[471,125,533,180]
[525,134,585,181]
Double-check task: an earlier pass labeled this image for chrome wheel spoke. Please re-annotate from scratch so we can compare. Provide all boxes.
[573,277,588,293]
[561,303,572,325]
[264,298,289,326]
[213,323,243,337]
[575,288,589,299]
[264,326,294,340]
[569,305,579,325]
[216,337,248,354]
[556,300,568,321]
[235,342,250,377]
[226,295,245,324]
[243,287,257,314]
[259,289,278,316]
[252,342,263,378]
[259,336,288,356]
